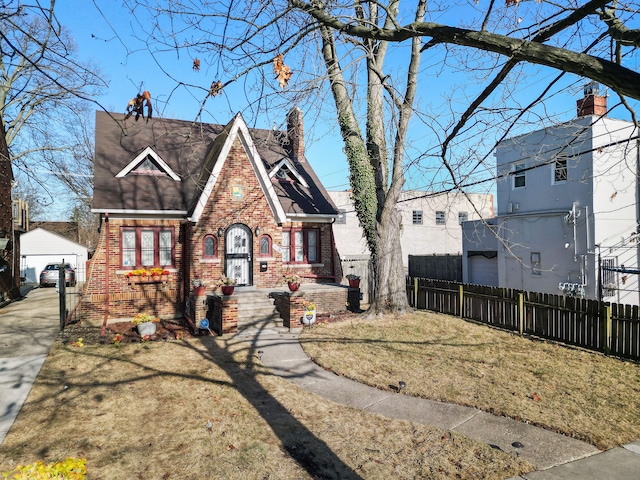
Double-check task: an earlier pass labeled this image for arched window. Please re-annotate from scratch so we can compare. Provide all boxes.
[259,235,272,257]
[203,235,217,258]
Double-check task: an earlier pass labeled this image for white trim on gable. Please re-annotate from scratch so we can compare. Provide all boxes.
[115,146,181,181]
[188,113,288,224]
[268,158,309,188]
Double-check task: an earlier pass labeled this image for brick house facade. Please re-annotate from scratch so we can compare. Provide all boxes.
[82,109,340,326]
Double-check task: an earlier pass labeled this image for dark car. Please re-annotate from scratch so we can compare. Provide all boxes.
[39,263,76,287]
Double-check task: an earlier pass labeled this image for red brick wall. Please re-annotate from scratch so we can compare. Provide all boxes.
[190,137,338,289]
[81,217,182,324]
[81,135,342,325]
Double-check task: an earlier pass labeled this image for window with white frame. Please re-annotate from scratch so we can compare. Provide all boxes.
[458,212,468,224]
[435,211,446,225]
[412,210,423,225]
[531,252,541,275]
[554,156,568,183]
[282,229,319,263]
[514,162,526,188]
[121,227,174,268]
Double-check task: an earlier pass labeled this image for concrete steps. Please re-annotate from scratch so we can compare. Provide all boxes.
[235,289,287,335]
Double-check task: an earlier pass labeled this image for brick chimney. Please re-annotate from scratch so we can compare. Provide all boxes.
[577,82,607,117]
[287,107,304,162]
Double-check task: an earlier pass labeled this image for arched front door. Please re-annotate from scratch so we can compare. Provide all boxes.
[225,224,252,286]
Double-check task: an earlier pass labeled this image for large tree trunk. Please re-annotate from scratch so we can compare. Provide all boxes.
[320,22,411,313]
[371,199,409,313]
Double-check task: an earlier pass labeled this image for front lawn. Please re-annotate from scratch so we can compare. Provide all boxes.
[0,329,531,479]
[300,310,640,450]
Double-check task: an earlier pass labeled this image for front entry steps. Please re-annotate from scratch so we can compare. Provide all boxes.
[234,288,288,335]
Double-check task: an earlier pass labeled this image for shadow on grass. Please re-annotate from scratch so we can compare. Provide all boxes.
[196,327,364,480]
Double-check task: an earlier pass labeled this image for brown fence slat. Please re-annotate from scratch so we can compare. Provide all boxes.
[408,277,639,362]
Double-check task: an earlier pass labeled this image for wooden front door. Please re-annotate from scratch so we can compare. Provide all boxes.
[225,224,252,286]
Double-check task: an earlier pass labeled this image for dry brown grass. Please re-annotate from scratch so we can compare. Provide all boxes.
[300,310,640,450]
[0,333,532,479]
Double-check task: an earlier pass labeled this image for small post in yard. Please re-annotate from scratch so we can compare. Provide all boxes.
[604,305,612,355]
[58,259,66,331]
[414,278,418,308]
[459,284,463,318]
[518,292,524,335]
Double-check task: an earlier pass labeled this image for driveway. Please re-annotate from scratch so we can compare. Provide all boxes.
[0,287,60,446]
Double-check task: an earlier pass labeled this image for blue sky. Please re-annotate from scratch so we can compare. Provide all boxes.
[54,1,352,200]
[43,1,640,220]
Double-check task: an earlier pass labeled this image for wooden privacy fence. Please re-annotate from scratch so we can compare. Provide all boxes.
[407,278,640,361]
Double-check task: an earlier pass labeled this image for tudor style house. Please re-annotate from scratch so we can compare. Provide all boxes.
[82,108,341,325]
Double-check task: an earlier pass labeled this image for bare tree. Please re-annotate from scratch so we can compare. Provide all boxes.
[1,2,104,207]
[123,0,640,312]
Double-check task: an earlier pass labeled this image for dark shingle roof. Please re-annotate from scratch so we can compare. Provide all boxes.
[93,111,338,218]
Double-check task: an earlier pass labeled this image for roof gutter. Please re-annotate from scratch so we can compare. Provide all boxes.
[330,218,339,282]
[285,214,337,223]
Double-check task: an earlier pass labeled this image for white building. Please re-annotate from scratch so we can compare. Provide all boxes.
[20,228,89,284]
[463,84,639,305]
[330,190,495,268]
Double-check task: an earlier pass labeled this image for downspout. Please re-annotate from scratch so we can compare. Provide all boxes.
[584,206,591,289]
[636,138,640,305]
[100,213,109,336]
[330,219,339,282]
[181,221,197,332]
[572,202,579,262]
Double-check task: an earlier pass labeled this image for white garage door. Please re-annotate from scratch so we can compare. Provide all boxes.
[469,255,498,286]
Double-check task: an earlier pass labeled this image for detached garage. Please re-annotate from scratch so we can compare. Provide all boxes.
[20,228,89,284]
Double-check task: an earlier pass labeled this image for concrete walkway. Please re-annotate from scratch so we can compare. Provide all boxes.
[237,329,640,479]
[0,286,59,446]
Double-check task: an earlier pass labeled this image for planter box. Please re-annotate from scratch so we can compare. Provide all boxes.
[128,274,169,285]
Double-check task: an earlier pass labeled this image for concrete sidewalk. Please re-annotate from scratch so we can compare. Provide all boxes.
[239,329,640,479]
[0,287,59,446]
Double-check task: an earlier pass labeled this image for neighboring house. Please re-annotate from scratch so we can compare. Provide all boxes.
[463,84,640,305]
[82,108,340,324]
[20,227,89,283]
[330,190,495,268]
[29,221,79,243]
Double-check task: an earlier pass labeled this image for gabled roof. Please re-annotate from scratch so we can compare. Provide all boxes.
[115,146,181,181]
[188,113,287,223]
[92,111,339,220]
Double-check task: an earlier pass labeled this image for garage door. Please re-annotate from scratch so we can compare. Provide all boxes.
[469,255,498,286]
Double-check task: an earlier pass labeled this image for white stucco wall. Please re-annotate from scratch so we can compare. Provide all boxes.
[468,114,639,304]
[330,190,495,268]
